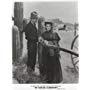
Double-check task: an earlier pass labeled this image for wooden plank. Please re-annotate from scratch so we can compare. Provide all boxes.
[59,47,79,57]
[45,44,79,57]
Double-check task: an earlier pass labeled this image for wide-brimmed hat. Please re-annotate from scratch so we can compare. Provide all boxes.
[30,11,38,19]
[45,21,53,26]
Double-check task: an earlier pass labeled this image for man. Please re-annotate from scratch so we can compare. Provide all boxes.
[23,11,38,73]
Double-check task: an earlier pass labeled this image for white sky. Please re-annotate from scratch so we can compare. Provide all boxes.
[23,1,78,24]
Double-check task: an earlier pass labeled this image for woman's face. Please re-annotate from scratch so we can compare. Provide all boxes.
[45,24,52,31]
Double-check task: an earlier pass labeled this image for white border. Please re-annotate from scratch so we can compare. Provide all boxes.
[0,0,90,90]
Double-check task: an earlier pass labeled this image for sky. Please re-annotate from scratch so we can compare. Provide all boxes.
[23,1,78,24]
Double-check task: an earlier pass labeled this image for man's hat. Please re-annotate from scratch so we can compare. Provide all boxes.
[30,11,38,19]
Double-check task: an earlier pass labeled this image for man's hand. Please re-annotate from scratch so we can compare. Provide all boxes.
[38,36,44,43]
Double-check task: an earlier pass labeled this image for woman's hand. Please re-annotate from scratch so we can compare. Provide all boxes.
[44,40,49,45]
[48,41,53,45]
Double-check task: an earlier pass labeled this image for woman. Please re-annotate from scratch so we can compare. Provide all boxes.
[41,22,63,83]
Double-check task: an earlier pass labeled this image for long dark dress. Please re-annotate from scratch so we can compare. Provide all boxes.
[42,30,63,83]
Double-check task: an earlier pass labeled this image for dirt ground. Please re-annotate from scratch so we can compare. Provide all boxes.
[59,31,78,83]
[13,31,78,84]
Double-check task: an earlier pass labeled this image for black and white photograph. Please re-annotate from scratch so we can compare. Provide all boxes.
[12,1,79,84]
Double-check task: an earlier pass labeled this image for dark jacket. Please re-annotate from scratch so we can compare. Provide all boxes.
[23,21,38,42]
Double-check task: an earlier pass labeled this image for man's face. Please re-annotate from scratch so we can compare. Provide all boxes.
[32,18,38,24]
[45,24,52,31]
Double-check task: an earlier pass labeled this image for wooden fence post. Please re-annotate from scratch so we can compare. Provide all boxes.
[13,2,23,62]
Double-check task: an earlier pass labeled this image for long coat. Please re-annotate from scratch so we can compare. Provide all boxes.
[23,21,38,42]
[23,21,38,70]
[41,30,63,83]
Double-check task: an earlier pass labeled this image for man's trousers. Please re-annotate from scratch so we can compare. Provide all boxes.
[27,41,37,71]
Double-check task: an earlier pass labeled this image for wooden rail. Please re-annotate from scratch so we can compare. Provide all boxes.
[45,44,79,57]
[59,47,79,57]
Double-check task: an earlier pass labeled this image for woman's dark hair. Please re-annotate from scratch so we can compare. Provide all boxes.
[45,22,53,31]
[45,22,53,26]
